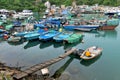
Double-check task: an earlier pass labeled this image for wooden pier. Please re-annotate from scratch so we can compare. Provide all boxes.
[13,48,76,79]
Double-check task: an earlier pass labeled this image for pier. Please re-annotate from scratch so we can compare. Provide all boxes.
[13,48,76,79]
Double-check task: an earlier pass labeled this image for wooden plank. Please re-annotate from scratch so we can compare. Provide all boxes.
[13,72,28,79]
[25,70,33,74]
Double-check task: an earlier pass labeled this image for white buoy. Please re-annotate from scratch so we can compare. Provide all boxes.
[41,68,49,75]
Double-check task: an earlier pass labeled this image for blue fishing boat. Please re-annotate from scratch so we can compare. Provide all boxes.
[0,34,3,37]
[0,29,5,33]
[39,30,61,41]
[13,30,39,37]
[0,30,9,38]
[63,25,99,30]
[13,20,21,27]
[64,33,83,43]
[24,33,41,40]
[13,31,29,37]
[45,18,61,27]
[34,23,47,29]
[53,31,73,42]
[24,29,45,40]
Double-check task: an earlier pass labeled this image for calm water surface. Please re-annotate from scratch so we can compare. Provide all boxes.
[0,24,120,80]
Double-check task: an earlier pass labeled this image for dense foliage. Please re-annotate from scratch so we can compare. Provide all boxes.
[0,0,119,11]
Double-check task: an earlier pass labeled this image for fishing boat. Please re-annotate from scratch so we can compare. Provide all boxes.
[13,30,39,37]
[74,28,93,32]
[0,29,7,38]
[0,21,4,26]
[13,31,28,37]
[39,30,61,41]
[64,33,83,43]
[99,18,119,30]
[0,29,5,33]
[24,33,41,40]
[117,12,120,18]
[53,31,73,42]
[34,23,47,29]
[99,25,118,30]
[80,46,102,60]
[0,34,4,37]
[24,30,45,40]
[18,10,33,16]
[5,24,13,30]
[7,36,21,42]
[63,25,99,30]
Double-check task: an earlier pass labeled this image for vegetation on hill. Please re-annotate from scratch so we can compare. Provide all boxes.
[0,0,119,11]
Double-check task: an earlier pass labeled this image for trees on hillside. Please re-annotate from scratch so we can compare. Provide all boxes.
[0,0,119,11]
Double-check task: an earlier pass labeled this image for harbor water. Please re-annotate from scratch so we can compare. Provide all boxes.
[0,18,120,80]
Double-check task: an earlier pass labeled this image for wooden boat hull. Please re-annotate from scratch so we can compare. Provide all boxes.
[80,46,102,60]
[98,25,117,30]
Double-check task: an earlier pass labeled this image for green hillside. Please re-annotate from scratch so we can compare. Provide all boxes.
[0,0,119,11]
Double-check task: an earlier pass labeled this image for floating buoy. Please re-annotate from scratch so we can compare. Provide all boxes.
[41,68,49,76]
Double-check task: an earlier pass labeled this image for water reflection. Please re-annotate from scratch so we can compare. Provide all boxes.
[63,41,81,50]
[51,57,74,79]
[53,42,63,48]
[80,53,102,66]
[23,40,82,49]
[68,53,81,61]
[95,30,117,39]
[39,41,54,49]
[24,40,40,49]
[7,40,25,46]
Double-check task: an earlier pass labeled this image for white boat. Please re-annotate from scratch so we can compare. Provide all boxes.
[80,46,102,60]
[7,36,21,42]
[18,10,33,16]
